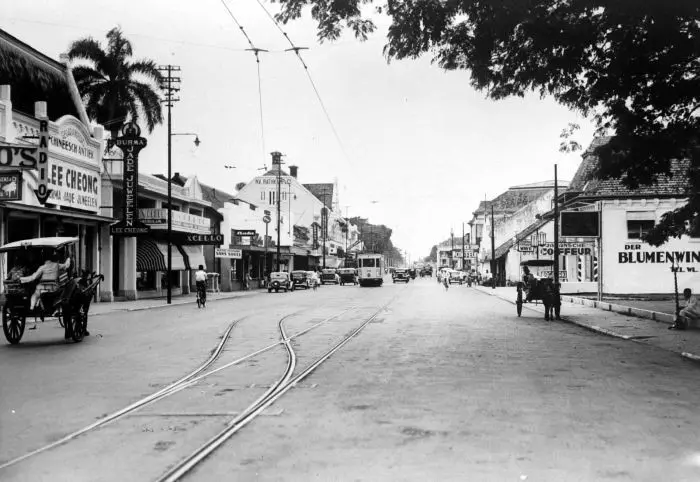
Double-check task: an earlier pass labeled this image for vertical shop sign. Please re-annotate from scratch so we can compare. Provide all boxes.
[312,223,319,249]
[110,123,150,236]
[33,118,52,204]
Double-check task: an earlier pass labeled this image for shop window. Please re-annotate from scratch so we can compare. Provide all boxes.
[626,212,655,239]
[269,191,276,205]
[137,272,156,291]
[161,271,181,289]
[189,208,202,216]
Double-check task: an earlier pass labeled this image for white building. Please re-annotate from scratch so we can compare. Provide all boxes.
[235,160,360,270]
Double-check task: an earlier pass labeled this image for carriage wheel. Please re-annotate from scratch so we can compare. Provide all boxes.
[70,306,85,343]
[3,305,26,344]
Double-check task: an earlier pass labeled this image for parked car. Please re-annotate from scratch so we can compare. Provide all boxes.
[290,270,312,290]
[338,268,358,285]
[449,270,463,285]
[320,268,340,285]
[268,272,292,293]
[392,268,410,283]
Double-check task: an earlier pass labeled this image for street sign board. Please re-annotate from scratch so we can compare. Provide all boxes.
[215,248,242,259]
[234,229,256,237]
[538,242,594,257]
[263,215,271,223]
[110,223,150,236]
[178,233,224,246]
[0,172,22,201]
[110,122,149,236]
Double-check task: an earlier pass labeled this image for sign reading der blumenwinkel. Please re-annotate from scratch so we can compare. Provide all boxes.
[110,123,150,236]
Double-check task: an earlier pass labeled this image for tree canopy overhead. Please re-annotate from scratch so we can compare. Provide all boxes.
[67,27,163,138]
[274,0,700,244]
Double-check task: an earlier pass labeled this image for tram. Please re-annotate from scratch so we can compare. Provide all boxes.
[357,253,384,287]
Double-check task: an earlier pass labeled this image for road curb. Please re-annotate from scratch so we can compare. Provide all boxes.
[681,352,700,363]
[474,287,640,342]
[561,295,675,324]
[474,287,700,363]
[90,290,263,317]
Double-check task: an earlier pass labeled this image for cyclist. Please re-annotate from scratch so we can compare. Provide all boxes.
[195,265,207,306]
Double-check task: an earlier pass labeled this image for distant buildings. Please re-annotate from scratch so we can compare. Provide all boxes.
[457,138,699,295]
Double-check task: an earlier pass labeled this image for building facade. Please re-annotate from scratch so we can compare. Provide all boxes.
[0,29,113,299]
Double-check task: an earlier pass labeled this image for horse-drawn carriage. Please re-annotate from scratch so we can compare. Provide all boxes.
[1,237,103,344]
[516,259,561,321]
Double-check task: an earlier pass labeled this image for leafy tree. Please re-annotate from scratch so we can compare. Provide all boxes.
[67,27,163,139]
[275,0,700,243]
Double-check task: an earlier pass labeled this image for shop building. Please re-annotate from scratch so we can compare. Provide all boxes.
[235,161,359,271]
[0,30,111,297]
[548,138,699,295]
[101,159,218,300]
[472,180,567,284]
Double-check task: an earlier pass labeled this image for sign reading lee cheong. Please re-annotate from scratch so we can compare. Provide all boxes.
[47,159,100,212]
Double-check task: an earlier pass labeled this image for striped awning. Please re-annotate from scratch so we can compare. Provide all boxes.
[137,239,167,272]
[181,245,206,271]
[155,242,186,271]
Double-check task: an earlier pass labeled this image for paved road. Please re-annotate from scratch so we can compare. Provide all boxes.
[1,277,699,481]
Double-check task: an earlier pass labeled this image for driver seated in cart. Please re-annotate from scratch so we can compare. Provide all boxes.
[20,250,71,311]
[522,265,537,301]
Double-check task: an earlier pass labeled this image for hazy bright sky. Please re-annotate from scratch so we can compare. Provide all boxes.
[2,0,596,260]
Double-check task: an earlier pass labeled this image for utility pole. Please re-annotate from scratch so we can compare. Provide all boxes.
[271,151,284,272]
[451,229,454,269]
[322,189,329,268]
[491,201,496,289]
[554,164,560,287]
[158,64,181,304]
[462,222,466,271]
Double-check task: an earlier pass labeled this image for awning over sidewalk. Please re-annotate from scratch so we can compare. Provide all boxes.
[180,245,206,270]
[137,238,166,271]
[136,239,186,271]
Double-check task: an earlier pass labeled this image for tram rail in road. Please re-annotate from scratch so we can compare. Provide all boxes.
[156,294,400,482]
[0,305,356,471]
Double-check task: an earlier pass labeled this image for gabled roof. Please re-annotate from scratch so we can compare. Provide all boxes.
[153,173,234,216]
[303,183,334,210]
[472,182,565,217]
[0,28,82,120]
[568,137,689,198]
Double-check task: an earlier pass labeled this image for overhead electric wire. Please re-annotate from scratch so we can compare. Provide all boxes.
[219,0,268,167]
[252,0,352,166]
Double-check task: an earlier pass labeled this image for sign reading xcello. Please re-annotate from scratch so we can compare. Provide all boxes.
[110,123,150,236]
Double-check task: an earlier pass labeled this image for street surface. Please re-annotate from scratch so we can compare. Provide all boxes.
[1,276,699,481]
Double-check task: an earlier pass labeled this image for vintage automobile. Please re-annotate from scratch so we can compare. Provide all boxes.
[320,268,340,285]
[268,272,293,293]
[392,268,410,283]
[448,270,464,285]
[338,268,358,286]
[516,259,561,320]
[0,237,103,344]
[290,270,312,290]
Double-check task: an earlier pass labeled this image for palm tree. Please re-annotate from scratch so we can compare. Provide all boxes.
[66,27,162,139]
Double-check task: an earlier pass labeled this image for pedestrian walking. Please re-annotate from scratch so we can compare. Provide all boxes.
[443,275,449,291]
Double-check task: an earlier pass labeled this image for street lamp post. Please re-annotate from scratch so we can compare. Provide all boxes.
[166,132,200,304]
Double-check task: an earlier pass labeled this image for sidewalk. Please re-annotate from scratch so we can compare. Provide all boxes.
[474,286,700,363]
[88,289,264,317]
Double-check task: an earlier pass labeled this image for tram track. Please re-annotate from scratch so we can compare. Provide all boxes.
[0,305,353,471]
[0,318,243,471]
[156,294,398,482]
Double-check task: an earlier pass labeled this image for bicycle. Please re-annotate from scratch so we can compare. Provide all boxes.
[196,281,207,308]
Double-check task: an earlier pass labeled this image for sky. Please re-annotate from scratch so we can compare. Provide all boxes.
[2,0,596,262]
